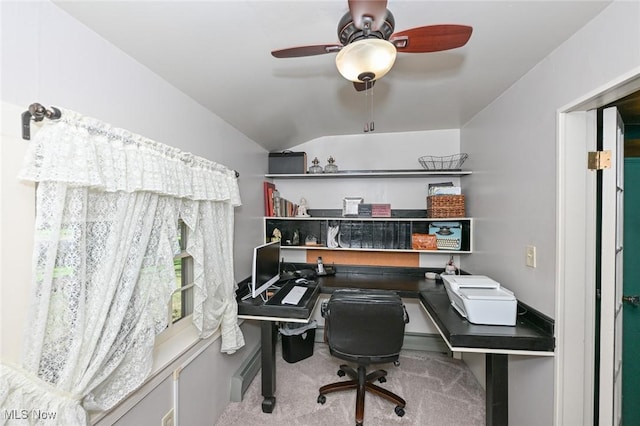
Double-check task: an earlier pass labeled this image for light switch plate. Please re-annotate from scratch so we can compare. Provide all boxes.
[526,245,537,268]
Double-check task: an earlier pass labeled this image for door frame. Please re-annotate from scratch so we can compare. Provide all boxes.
[556,68,640,426]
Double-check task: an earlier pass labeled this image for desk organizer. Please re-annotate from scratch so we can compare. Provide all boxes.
[427,195,465,218]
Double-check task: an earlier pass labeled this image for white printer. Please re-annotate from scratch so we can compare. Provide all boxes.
[441,275,517,326]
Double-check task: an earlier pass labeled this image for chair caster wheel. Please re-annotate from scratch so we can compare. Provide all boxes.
[379,376,386,383]
[395,406,405,417]
[317,394,326,404]
[337,369,346,377]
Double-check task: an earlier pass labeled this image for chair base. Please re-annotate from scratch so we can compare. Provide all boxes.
[317,364,406,425]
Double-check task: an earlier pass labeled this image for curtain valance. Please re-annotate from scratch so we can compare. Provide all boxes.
[18,108,241,205]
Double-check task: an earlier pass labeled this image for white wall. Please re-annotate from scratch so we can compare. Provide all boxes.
[0,104,36,364]
[288,129,460,209]
[460,2,640,426]
[286,129,463,268]
[1,1,267,423]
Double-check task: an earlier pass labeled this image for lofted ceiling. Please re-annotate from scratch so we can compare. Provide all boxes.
[53,0,613,152]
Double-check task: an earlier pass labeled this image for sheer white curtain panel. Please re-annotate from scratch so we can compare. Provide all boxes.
[0,109,243,424]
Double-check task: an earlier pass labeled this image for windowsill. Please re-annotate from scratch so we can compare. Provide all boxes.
[152,316,201,372]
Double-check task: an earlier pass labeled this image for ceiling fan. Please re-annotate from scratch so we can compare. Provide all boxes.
[271,0,473,91]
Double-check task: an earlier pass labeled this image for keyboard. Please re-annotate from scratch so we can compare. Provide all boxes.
[437,238,461,250]
[281,285,307,305]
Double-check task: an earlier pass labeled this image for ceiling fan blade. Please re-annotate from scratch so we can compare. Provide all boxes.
[348,0,388,31]
[272,44,342,58]
[353,80,376,92]
[390,25,473,53]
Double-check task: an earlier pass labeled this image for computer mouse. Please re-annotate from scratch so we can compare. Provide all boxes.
[295,278,308,284]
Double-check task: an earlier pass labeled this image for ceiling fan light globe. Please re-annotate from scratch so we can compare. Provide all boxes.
[335,39,397,82]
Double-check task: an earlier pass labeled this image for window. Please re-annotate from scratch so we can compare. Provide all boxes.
[171,221,194,324]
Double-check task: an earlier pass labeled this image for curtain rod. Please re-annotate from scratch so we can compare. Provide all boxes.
[21,102,240,178]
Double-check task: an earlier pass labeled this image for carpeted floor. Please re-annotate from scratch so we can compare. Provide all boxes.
[215,344,485,426]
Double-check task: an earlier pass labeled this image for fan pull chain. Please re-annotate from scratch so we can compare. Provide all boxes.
[363,80,375,133]
[364,82,369,132]
[369,83,374,132]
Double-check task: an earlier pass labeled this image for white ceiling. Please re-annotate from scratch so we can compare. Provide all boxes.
[53,0,611,152]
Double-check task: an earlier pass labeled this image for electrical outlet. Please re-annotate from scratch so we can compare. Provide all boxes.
[161,409,174,426]
[525,245,537,268]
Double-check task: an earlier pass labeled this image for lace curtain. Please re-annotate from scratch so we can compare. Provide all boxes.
[0,109,244,424]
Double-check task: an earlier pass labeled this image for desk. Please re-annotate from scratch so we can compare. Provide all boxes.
[237,267,554,425]
[238,280,321,412]
[419,291,554,426]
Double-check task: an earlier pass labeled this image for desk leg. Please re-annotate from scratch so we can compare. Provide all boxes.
[486,353,508,426]
[261,321,277,413]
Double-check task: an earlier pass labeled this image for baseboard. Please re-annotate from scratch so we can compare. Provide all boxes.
[230,343,261,402]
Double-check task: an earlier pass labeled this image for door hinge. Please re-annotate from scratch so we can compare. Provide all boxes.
[587,150,611,170]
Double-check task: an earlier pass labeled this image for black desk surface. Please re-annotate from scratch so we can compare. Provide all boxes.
[237,280,320,320]
[237,265,555,353]
[316,270,440,298]
[420,292,555,352]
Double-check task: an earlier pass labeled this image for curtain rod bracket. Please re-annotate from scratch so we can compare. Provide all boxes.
[22,103,61,140]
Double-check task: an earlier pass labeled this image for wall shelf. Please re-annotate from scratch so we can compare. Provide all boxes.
[263,169,473,257]
[265,216,473,254]
[279,246,472,255]
[265,170,472,179]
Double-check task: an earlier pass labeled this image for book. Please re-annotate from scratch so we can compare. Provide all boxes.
[373,222,385,249]
[371,204,391,217]
[338,221,351,248]
[361,221,373,248]
[350,221,363,248]
[384,222,397,249]
[263,181,276,216]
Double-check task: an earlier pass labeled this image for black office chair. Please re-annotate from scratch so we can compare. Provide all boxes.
[317,289,409,426]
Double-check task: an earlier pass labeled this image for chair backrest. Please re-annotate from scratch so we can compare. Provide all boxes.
[323,289,408,365]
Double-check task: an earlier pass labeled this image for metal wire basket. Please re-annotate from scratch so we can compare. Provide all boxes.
[418,153,468,170]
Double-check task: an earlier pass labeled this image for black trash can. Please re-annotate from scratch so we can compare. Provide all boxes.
[279,320,317,363]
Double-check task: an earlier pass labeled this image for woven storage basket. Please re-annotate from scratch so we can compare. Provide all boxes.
[426,195,465,218]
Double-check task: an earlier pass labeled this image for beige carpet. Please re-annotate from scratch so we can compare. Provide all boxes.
[215,344,485,425]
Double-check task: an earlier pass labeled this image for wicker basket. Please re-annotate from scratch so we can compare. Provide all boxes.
[426,195,465,218]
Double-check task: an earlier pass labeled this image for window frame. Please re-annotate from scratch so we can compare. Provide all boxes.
[168,220,194,329]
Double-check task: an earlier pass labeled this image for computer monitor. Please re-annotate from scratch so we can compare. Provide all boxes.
[251,240,281,298]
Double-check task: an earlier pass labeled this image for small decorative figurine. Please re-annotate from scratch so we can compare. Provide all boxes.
[443,255,459,275]
[271,228,281,242]
[327,223,339,248]
[308,157,323,174]
[297,197,310,217]
[324,155,339,173]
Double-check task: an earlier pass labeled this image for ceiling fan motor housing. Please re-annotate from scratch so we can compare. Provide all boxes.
[338,10,395,45]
